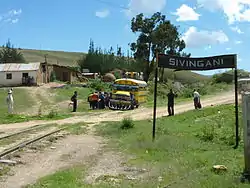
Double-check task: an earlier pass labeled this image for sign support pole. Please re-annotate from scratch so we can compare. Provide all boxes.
[152,53,158,141]
[234,55,239,149]
[156,53,237,145]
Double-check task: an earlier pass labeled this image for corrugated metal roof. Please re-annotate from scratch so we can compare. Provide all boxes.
[0,62,41,72]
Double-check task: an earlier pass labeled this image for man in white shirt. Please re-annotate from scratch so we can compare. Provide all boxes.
[193,89,201,109]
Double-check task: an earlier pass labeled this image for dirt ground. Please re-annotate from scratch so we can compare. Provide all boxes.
[23,83,66,116]
[0,91,239,187]
[0,134,104,188]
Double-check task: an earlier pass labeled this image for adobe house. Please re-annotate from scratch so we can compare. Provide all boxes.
[0,62,49,87]
[48,64,78,83]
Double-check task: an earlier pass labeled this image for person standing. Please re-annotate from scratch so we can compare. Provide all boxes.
[6,89,14,114]
[99,92,105,109]
[92,92,99,109]
[71,91,78,112]
[193,89,201,109]
[167,89,175,116]
[88,93,93,109]
[130,92,135,109]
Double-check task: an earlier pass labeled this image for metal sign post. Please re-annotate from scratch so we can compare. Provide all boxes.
[241,92,250,182]
[154,54,239,148]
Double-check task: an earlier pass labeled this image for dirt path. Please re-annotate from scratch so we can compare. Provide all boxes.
[0,91,238,133]
[25,86,56,115]
[0,134,103,188]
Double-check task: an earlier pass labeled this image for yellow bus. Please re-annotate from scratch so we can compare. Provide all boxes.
[109,78,148,110]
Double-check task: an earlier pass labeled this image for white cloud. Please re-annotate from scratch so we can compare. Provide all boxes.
[182,26,229,48]
[235,40,242,44]
[226,47,231,50]
[204,45,212,50]
[0,9,22,24]
[11,19,19,24]
[197,0,250,24]
[95,9,110,18]
[8,9,22,16]
[173,4,201,21]
[230,26,244,34]
[124,0,166,17]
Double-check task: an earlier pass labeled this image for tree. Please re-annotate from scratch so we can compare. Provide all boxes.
[212,69,250,84]
[0,40,25,63]
[130,12,190,82]
[78,39,144,75]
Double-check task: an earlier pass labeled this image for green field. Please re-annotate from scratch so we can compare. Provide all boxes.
[51,86,92,112]
[0,88,71,124]
[27,104,247,188]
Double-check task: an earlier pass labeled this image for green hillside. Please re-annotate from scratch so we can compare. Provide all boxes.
[163,69,210,83]
[8,48,209,82]
[20,48,86,67]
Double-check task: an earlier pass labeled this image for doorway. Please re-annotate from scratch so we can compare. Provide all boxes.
[62,72,69,82]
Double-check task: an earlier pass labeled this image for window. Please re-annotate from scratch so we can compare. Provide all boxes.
[6,73,12,80]
[22,73,28,78]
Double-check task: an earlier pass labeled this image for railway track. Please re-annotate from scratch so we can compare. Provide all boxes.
[0,126,68,158]
[0,123,50,140]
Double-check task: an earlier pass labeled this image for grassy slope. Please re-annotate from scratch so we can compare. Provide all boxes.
[51,86,92,112]
[163,69,210,83]
[27,104,247,188]
[20,48,85,67]
[0,88,72,124]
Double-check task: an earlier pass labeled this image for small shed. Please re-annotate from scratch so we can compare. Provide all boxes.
[48,64,78,83]
[0,62,48,87]
[82,73,99,79]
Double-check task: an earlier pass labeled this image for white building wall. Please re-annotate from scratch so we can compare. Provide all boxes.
[0,71,38,86]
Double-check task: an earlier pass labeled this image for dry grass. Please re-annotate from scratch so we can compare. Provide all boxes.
[19,48,85,67]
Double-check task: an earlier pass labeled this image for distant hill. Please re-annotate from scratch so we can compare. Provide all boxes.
[12,48,85,67]
[162,69,210,83]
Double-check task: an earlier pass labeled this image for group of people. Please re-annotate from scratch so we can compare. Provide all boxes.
[70,91,110,112]
[167,89,201,116]
[70,89,201,114]
[70,91,136,112]
[87,91,110,110]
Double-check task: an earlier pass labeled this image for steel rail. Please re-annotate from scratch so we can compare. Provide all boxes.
[0,126,68,158]
[0,123,53,140]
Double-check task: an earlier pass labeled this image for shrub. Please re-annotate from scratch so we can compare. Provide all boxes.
[88,79,111,91]
[120,117,134,130]
[200,124,215,142]
[50,71,57,82]
[47,110,58,119]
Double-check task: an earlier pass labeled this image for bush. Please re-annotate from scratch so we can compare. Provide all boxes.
[200,124,215,141]
[47,110,58,119]
[50,71,57,82]
[88,79,111,91]
[120,117,134,130]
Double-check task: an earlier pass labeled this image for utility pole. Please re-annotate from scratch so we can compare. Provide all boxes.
[44,54,48,63]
